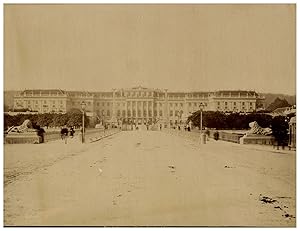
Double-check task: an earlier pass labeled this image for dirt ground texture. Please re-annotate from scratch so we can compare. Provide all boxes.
[4,130,296,226]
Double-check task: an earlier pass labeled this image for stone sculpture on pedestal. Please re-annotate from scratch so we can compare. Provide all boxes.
[246,121,272,136]
[5,120,42,144]
[240,121,274,145]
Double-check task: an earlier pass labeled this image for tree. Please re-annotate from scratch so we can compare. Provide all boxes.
[271,116,289,146]
[4,114,12,130]
[188,111,227,130]
[67,113,83,127]
[188,111,273,131]
[52,113,68,127]
[37,113,54,128]
[226,113,245,129]
[66,108,89,128]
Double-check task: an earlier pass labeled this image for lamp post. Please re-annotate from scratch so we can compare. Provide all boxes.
[199,103,204,133]
[179,111,183,127]
[199,102,205,144]
[81,101,86,143]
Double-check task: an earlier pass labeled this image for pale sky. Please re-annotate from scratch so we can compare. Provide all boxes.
[4,4,296,94]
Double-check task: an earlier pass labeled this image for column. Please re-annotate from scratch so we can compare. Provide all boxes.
[152,100,154,121]
[146,101,149,122]
[125,101,128,119]
[164,89,169,127]
[135,101,138,122]
[142,101,144,122]
[130,101,133,121]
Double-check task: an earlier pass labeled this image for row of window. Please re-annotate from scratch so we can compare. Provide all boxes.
[72,101,92,106]
[94,102,164,107]
[117,110,157,117]
[42,109,65,113]
[170,103,183,107]
[116,102,155,107]
[16,100,65,105]
[216,106,253,111]
[115,92,154,97]
[168,94,208,99]
[96,109,186,117]
[96,109,165,117]
[187,102,207,107]
[217,102,253,106]
[169,110,184,117]
[77,102,209,108]
[32,104,64,108]
[16,100,254,110]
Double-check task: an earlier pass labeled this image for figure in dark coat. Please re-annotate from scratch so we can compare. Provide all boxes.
[60,126,69,144]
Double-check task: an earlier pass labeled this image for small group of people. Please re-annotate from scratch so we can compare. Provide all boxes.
[171,124,190,131]
[184,125,191,131]
[60,126,75,144]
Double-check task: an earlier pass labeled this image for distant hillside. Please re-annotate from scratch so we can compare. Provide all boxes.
[266,97,291,111]
[260,93,296,109]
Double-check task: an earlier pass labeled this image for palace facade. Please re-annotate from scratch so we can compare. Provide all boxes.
[13,87,265,126]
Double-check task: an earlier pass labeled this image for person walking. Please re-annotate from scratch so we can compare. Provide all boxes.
[60,126,69,144]
[69,126,75,138]
[36,125,45,143]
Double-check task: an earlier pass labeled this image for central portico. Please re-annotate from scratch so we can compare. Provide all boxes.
[111,86,168,125]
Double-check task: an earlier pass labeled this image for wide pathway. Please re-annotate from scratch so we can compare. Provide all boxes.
[4,131,296,226]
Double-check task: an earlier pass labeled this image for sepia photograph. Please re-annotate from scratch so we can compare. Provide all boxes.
[3,3,296,227]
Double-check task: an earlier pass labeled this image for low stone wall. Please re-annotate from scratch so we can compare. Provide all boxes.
[180,129,244,144]
[217,131,244,144]
[4,128,121,144]
[240,135,275,145]
[164,128,244,144]
[4,133,41,144]
[164,128,276,146]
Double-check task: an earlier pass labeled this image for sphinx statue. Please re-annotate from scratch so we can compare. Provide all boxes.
[246,121,272,136]
[5,119,45,144]
[6,119,36,133]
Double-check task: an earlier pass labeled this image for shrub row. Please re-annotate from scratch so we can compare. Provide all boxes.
[188,111,290,145]
[4,108,90,130]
